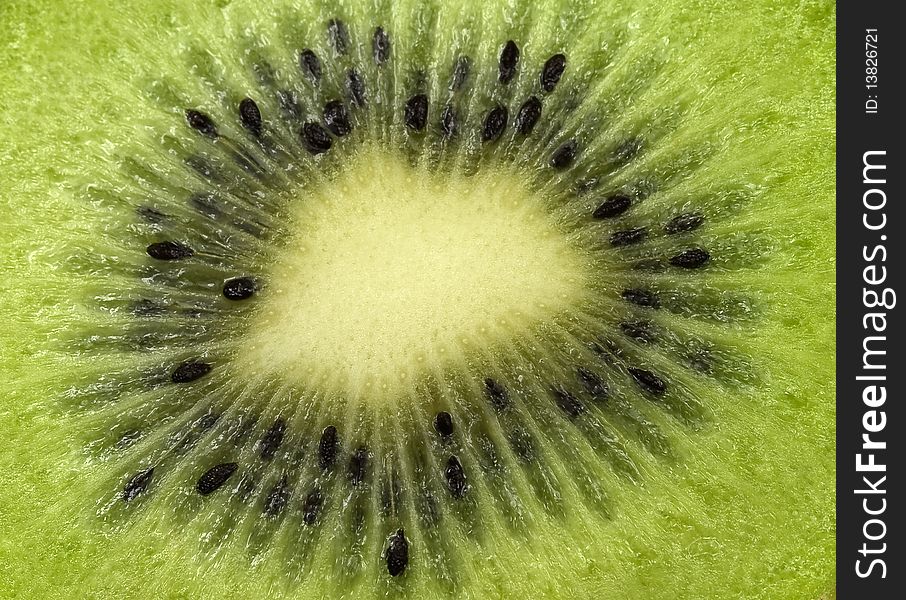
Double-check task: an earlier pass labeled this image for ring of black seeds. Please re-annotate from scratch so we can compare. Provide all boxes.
[75,18,747,589]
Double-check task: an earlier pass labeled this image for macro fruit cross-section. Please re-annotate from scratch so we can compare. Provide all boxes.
[0,0,835,598]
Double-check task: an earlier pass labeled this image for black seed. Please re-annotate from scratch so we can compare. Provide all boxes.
[346,69,366,107]
[238,97,262,137]
[223,277,256,301]
[302,488,323,525]
[327,18,348,55]
[514,96,542,135]
[433,411,454,437]
[318,425,339,470]
[540,53,567,92]
[259,418,286,460]
[189,192,221,219]
[373,27,391,64]
[628,367,667,395]
[386,529,409,577]
[263,474,291,516]
[146,241,193,261]
[498,40,520,83]
[300,122,333,155]
[621,288,660,308]
[122,467,154,502]
[552,386,585,417]
[450,55,471,91]
[277,90,301,119]
[185,109,218,138]
[483,377,509,410]
[592,195,632,219]
[137,206,167,224]
[550,140,578,169]
[665,212,705,234]
[610,227,648,247]
[482,105,508,142]
[508,428,535,462]
[577,368,608,399]
[440,104,457,138]
[404,94,429,131]
[444,455,469,499]
[196,462,238,496]
[621,321,654,343]
[323,100,352,136]
[133,299,165,317]
[171,360,212,384]
[299,49,322,83]
[348,446,369,486]
[669,247,710,269]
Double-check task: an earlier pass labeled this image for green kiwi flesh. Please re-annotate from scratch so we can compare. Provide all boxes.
[0,0,835,598]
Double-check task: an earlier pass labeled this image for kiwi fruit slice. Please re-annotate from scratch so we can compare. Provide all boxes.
[0,0,834,598]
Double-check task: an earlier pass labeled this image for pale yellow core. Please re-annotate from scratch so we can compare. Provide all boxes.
[239,148,589,399]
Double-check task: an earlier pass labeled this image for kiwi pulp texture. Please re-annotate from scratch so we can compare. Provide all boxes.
[0,0,835,599]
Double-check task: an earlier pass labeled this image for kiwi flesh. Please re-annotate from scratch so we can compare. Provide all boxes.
[0,0,834,599]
